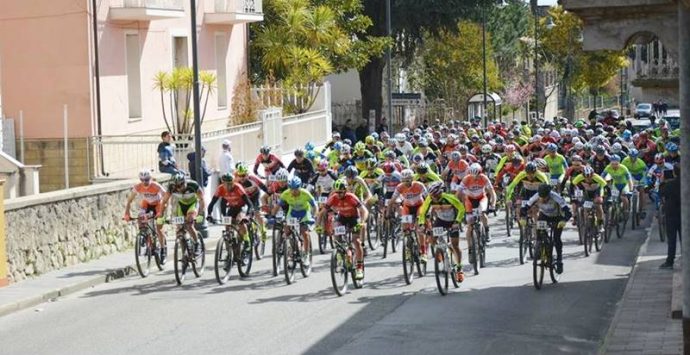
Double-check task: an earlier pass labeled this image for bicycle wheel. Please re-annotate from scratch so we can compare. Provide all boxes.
[519,224,529,265]
[548,239,559,284]
[526,220,535,260]
[173,238,187,285]
[478,227,486,269]
[367,213,380,250]
[415,240,426,278]
[532,239,545,290]
[252,223,265,260]
[470,231,479,276]
[449,250,459,289]
[272,228,283,277]
[577,208,585,245]
[391,222,401,253]
[134,233,151,278]
[505,204,512,237]
[402,233,415,285]
[616,206,627,239]
[300,234,312,278]
[192,236,205,278]
[631,193,639,230]
[214,237,233,285]
[237,236,253,278]
[434,249,449,296]
[604,206,614,243]
[318,233,328,255]
[594,218,604,252]
[381,221,389,259]
[283,238,296,284]
[583,220,592,257]
[330,249,348,296]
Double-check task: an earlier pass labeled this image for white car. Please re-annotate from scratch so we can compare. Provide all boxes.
[634,103,652,118]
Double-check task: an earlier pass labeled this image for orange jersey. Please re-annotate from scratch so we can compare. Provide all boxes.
[459,174,492,199]
[132,181,165,207]
[495,163,524,186]
[391,181,427,207]
[448,160,470,183]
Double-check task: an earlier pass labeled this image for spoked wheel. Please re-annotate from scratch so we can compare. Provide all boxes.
[283,238,297,284]
[631,194,639,230]
[300,235,313,278]
[616,207,627,239]
[330,249,348,296]
[519,225,529,265]
[505,205,512,237]
[594,219,604,252]
[134,233,152,278]
[214,237,233,285]
[577,208,585,245]
[191,236,205,278]
[532,239,545,290]
[449,251,460,289]
[434,249,449,296]
[470,233,479,276]
[604,206,614,243]
[402,234,415,285]
[367,214,380,250]
[253,225,265,260]
[548,241,560,284]
[478,227,486,269]
[583,221,592,257]
[415,241,426,278]
[318,233,329,254]
[381,221,390,259]
[237,236,253,278]
[272,228,283,277]
[173,238,188,285]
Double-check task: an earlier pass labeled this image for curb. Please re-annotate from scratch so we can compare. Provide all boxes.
[598,214,655,354]
[0,264,135,318]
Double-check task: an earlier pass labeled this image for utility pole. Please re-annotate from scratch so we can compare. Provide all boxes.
[532,0,539,123]
[482,0,489,127]
[190,0,203,183]
[385,0,393,133]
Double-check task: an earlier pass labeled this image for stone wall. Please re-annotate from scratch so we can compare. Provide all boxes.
[3,178,143,282]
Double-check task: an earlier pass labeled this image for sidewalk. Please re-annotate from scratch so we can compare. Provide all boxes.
[602,221,683,354]
[0,226,224,318]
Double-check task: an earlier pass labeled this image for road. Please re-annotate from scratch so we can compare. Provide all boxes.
[0,212,647,355]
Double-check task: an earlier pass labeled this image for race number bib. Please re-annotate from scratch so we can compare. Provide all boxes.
[287,217,300,228]
[537,220,549,230]
[334,225,346,236]
[432,227,446,237]
[400,215,413,224]
[583,201,594,209]
[574,189,583,198]
[171,216,185,225]
[318,196,328,204]
[221,216,233,225]
[276,210,285,219]
[521,201,530,208]
[611,189,620,198]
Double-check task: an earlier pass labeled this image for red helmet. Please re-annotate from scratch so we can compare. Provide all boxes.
[654,153,665,164]
[382,162,395,174]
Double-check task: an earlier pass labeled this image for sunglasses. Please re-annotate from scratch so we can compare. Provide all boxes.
[141,178,151,183]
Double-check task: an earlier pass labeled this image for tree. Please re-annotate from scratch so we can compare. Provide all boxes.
[503,79,534,120]
[152,68,216,136]
[411,21,501,118]
[485,1,532,79]
[251,0,388,113]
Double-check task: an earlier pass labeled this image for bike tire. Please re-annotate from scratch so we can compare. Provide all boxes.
[237,236,253,278]
[252,224,265,260]
[548,239,559,284]
[381,221,389,259]
[532,239,544,290]
[272,228,282,277]
[449,251,459,289]
[214,237,232,285]
[434,249,449,296]
[577,208,585,245]
[134,233,151,278]
[470,233,479,276]
[616,207,626,239]
[594,220,603,252]
[519,225,528,265]
[330,250,348,296]
[173,238,186,285]
[583,220,591,257]
[631,194,639,230]
[283,238,296,284]
[402,234,415,285]
[415,241,426,278]
[479,227,486,269]
[658,207,667,242]
[318,233,327,255]
[604,206,613,243]
[505,205,512,237]
[367,214,380,250]
[300,234,312,278]
[192,236,205,278]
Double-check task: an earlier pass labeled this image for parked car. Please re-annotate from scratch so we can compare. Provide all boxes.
[629,118,652,133]
[662,109,680,130]
[634,103,652,118]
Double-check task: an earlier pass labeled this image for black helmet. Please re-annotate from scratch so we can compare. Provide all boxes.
[172,172,186,186]
[417,162,429,174]
[260,146,271,154]
[344,166,359,179]
[525,162,537,173]
[221,173,234,183]
[538,184,552,198]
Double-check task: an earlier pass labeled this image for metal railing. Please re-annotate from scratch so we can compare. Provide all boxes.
[636,61,679,80]
[214,0,263,14]
[121,0,184,9]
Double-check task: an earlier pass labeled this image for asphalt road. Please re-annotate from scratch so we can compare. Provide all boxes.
[0,212,647,355]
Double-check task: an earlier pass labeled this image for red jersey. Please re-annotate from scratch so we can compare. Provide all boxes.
[326,192,362,218]
[495,162,524,186]
[215,183,249,207]
[254,153,284,175]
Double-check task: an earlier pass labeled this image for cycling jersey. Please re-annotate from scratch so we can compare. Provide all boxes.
[589,155,611,175]
[347,176,371,201]
[494,162,524,186]
[602,165,632,187]
[239,175,268,198]
[544,153,568,177]
[287,158,314,185]
[571,174,607,194]
[446,160,469,182]
[414,170,442,184]
[352,150,375,171]
[480,153,501,175]
[279,189,317,220]
[459,174,492,199]
[253,153,284,176]
[167,180,201,205]
[391,182,427,207]
[325,192,362,218]
[213,183,251,207]
[523,191,568,218]
[381,172,402,197]
[132,181,165,207]
[621,156,647,179]
[505,171,549,201]
[417,193,465,224]
[309,171,339,196]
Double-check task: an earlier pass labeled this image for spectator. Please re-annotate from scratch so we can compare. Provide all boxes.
[661,99,668,116]
[376,117,388,134]
[355,121,369,143]
[157,131,179,174]
[218,139,234,174]
[341,119,357,143]
[187,147,212,187]
[659,164,681,269]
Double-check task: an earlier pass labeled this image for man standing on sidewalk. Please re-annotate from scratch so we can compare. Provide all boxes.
[660,164,681,269]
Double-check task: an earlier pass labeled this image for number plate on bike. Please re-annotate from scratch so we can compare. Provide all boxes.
[503,175,511,184]
[171,216,185,225]
[334,225,346,236]
[432,227,446,237]
[611,189,620,198]
[221,216,233,225]
[583,201,594,209]
[574,189,583,198]
[318,196,328,204]
[400,215,413,224]
[536,220,549,230]
[276,210,285,219]
[287,218,300,228]
[268,175,277,182]
[384,199,391,207]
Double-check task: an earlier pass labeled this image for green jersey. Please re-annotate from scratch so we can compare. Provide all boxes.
[602,164,631,186]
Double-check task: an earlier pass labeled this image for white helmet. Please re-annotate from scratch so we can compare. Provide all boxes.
[275,168,289,182]
[468,163,482,176]
[138,169,152,181]
[572,137,582,144]
[481,144,493,154]
[573,142,584,151]
[400,169,414,181]
[395,133,406,142]
[611,142,622,153]
[341,144,351,154]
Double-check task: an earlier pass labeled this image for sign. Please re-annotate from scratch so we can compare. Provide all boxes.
[392,93,423,107]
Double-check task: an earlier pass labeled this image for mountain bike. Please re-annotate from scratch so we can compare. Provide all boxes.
[430,224,460,296]
[401,214,426,284]
[279,216,312,285]
[212,216,256,285]
[169,216,205,285]
[381,198,400,259]
[533,219,560,290]
[467,209,487,275]
[129,212,164,278]
[330,221,365,296]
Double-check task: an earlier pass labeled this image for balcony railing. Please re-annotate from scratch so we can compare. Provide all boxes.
[109,0,185,21]
[205,0,264,24]
[632,60,679,88]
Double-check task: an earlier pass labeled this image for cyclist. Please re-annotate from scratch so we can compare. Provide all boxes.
[494,155,524,190]
[337,144,356,174]
[602,155,634,214]
[520,184,572,274]
[271,176,317,267]
[353,142,375,171]
[506,162,550,219]
[343,166,372,205]
[589,146,611,176]
[544,143,568,188]
[418,181,466,283]
[124,170,167,262]
[459,163,496,245]
[287,148,314,186]
[479,144,501,180]
[317,179,369,280]
[360,158,384,203]
[664,143,681,165]
[389,169,429,262]
[253,145,285,180]
[571,166,607,232]
[158,173,206,257]
[235,163,269,241]
[207,173,255,249]
[415,162,442,185]
[260,168,290,214]
[622,149,649,216]
[443,152,469,186]
[308,160,339,202]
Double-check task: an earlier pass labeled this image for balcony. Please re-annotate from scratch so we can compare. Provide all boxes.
[631,60,679,88]
[205,0,264,24]
[109,0,185,22]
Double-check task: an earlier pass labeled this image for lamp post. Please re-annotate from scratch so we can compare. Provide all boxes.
[532,0,539,124]
[386,0,393,133]
[190,0,202,182]
[482,1,488,128]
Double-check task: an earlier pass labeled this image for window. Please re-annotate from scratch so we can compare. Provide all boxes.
[215,33,228,108]
[125,33,142,118]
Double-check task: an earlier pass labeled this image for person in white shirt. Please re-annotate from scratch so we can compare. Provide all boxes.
[218,139,235,174]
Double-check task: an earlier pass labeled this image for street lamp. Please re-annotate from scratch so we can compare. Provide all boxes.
[190,0,203,182]
[386,0,393,133]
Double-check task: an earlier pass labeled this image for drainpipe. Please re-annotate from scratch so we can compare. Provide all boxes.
[678,2,690,350]
[91,0,107,177]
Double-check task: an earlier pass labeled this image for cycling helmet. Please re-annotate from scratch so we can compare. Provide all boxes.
[371,132,380,140]
[382,162,395,174]
[583,143,592,152]
[537,183,552,198]
[481,144,493,154]
[380,132,390,140]
[468,163,482,176]
[417,163,429,175]
[332,132,341,139]
[333,141,343,152]
[354,142,366,152]
[494,136,504,145]
[654,153,665,164]
[294,148,305,157]
[385,150,396,159]
[450,151,461,162]
[511,156,523,165]
[275,168,289,182]
[138,169,152,181]
[341,144,351,154]
[305,142,315,151]
[395,133,406,142]
[622,130,632,140]
[594,145,606,154]
[343,139,352,146]
[571,155,583,163]
[260,145,271,154]
[317,160,329,171]
[221,172,234,183]
[365,135,375,145]
[666,142,679,153]
[366,158,378,169]
[172,172,186,185]
[412,154,424,163]
[611,143,622,154]
[505,144,517,154]
[574,120,585,128]
[629,148,639,158]
[400,169,414,181]
[306,150,317,161]
[344,166,359,179]
[428,181,445,196]
[610,154,621,163]
[458,145,468,152]
[573,142,584,151]
[525,162,537,173]
[534,158,548,170]
[550,131,561,140]
[470,134,480,142]
[572,137,582,144]
[235,162,249,175]
[288,176,302,189]
[332,179,347,192]
[417,138,429,148]
[583,166,594,177]
[546,143,557,152]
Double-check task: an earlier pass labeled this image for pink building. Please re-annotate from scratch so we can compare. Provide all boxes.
[0,0,263,191]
